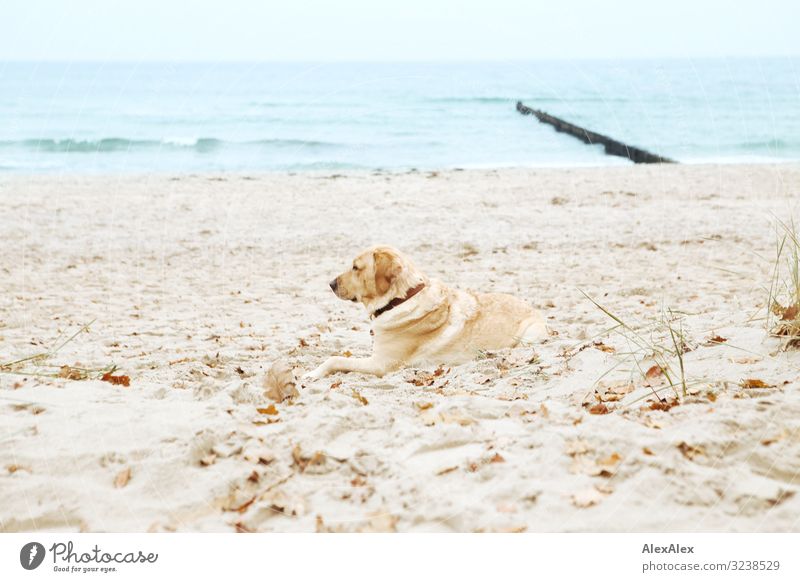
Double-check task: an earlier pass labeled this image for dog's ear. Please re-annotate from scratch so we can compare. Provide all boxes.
[373,249,401,295]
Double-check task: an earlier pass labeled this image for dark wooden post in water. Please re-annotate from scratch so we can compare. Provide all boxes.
[516,101,676,164]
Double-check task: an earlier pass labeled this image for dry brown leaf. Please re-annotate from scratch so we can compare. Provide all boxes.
[489,452,506,463]
[416,401,434,411]
[706,335,728,345]
[257,404,279,415]
[436,466,458,476]
[645,365,663,379]
[649,398,679,412]
[330,380,342,390]
[642,447,655,456]
[298,338,309,347]
[114,467,131,488]
[740,378,772,389]
[101,371,131,387]
[781,304,799,321]
[588,403,610,415]
[592,341,615,353]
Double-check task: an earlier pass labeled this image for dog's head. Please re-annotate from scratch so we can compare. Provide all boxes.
[329,245,425,312]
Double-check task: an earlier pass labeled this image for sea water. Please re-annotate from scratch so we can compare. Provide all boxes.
[0,58,797,173]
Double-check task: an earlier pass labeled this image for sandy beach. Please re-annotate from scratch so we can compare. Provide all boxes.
[2,163,800,532]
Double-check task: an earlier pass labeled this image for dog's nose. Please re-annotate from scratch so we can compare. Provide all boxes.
[329,279,338,293]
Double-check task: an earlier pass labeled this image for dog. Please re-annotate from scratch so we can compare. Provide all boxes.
[305,245,547,379]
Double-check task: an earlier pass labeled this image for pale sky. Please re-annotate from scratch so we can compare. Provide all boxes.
[1,0,798,62]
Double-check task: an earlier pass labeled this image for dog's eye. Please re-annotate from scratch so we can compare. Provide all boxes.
[352,265,358,271]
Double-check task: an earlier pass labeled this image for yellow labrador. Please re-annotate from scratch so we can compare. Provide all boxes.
[305,245,547,379]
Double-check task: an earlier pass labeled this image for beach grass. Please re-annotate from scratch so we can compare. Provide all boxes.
[581,291,696,401]
[767,218,800,349]
[0,319,117,381]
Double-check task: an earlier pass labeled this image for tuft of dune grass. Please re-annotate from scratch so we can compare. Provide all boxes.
[767,218,800,349]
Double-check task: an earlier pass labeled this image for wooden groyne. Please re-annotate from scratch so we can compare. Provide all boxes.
[516,101,676,164]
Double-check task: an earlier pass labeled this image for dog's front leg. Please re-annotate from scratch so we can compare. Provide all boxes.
[304,356,393,380]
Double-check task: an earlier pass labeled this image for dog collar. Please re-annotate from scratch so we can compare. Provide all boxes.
[372,283,426,318]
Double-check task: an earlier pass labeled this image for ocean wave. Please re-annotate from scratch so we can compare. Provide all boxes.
[734,139,795,151]
[0,137,344,153]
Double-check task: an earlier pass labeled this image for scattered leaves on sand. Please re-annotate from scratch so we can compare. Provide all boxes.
[704,334,728,345]
[114,467,132,488]
[740,378,773,389]
[407,366,448,387]
[677,441,705,460]
[263,361,299,402]
[101,371,131,387]
[257,404,279,415]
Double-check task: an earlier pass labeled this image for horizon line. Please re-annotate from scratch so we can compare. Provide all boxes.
[1,54,799,65]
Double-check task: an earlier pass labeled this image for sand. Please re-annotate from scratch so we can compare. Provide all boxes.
[2,163,800,532]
